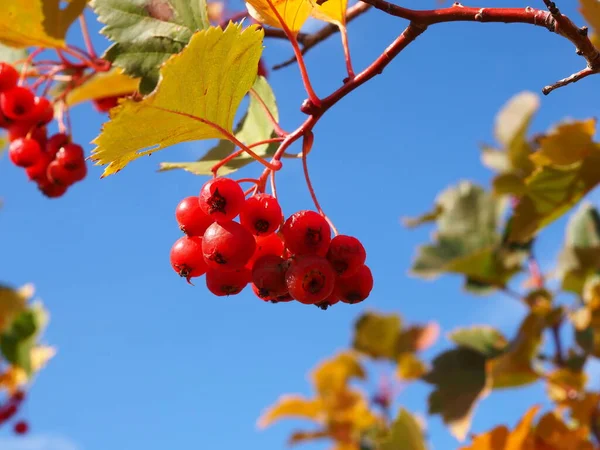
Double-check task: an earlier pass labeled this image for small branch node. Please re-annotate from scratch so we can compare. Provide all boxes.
[452,2,463,8]
[474,8,485,21]
[579,26,589,36]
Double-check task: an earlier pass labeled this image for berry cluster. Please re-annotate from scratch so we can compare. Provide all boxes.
[0,62,87,198]
[0,390,29,435]
[170,177,373,308]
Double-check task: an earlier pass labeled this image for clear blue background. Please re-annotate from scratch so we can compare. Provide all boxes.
[1,0,600,449]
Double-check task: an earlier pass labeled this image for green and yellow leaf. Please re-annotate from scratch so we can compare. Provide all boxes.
[379,409,427,450]
[66,68,139,107]
[311,0,348,26]
[245,0,313,33]
[352,312,402,360]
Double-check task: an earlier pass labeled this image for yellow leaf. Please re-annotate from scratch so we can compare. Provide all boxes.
[0,345,55,394]
[288,429,329,446]
[311,0,348,26]
[580,0,600,48]
[546,368,586,404]
[535,412,595,449]
[66,68,139,107]
[91,23,263,177]
[459,426,509,450]
[311,352,365,397]
[257,394,323,428]
[0,283,33,333]
[396,353,427,380]
[352,311,402,359]
[530,120,597,167]
[245,0,313,32]
[0,0,87,49]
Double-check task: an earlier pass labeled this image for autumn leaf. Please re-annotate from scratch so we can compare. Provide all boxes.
[580,0,600,48]
[0,42,28,64]
[159,76,278,176]
[530,120,597,167]
[66,68,139,107]
[311,352,365,397]
[379,409,427,450]
[245,0,313,33]
[422,347,491,441]
[0,345,56,394]
[311,0,348,27]
[448,326,508,358]
[0,283,32,333]
[92,0,210,93]
[397,353,427,380]
[534,411,595,449]
[257,394,323,428]
[0,0,87,48]
[546,368,586,405]
[91,23,264,177]
[352,312,402,359]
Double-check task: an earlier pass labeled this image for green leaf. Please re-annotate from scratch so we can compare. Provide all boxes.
[379,409,427,450]
[91,0,210,94]
[0,302,48,375]
[352,311,402,360]
[556,202,600,294]
[0,42,27,64]
[422,347,490,441]
[449,326,508,358]
[159,76,279,176]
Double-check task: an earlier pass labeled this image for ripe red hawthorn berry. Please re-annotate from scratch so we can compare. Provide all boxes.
[46,132,70,158]
[25,152,52,182]
[257,59,268,78]
[13,420,28,435]
[56,143,85,170]
[282,210,331,257]
[326,235,367,278]
[0,404,18,422]
[0,63,19,92]
[252,255,289,298]
[336,265,373,304]
[251,283,294,303]
[246,233,285,269]
[37,179,68,198]
[47,160,79,186]
[29,96,54,126]
[175,196,214,236]
[285,255,336,305]
[11,391,25,403]
[198,177,245,222]
[315,292,340,310]
[71,161,87,183]
[240,193,283,236]
[170,236,208,281]
[0,86,35,120]
[206,267,250,296]
[8,137,42,167]
[202,221,256,270]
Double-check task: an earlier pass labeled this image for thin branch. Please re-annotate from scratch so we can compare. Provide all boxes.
[249,88,288,137]
[543,66,596,94]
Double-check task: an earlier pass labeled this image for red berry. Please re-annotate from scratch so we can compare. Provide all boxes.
[25,152,52,181]
[206,267,250,296]
[46,133,70,158]
[11,391,26,403]
[202,221,256,270]
[0,63,18,92]
[13,420,28,435]
[199,177,245,222]
[285,255,335,305]
[8,137,42,167]
[282,210,331,256]
[93,94,122,112]
[326,235,367,277]
[246,233,285,268]
[0,404,18,422]
[47,160,78,186]
[251,283,294,303]
[71,162,87,183]
[240,193,283,236]
[37,179,68,198]
[336,265,373,304]
[315,293,340,310]
[170,236,208,281]
[257,59,268,78]
[0,109,11,128]
[0,86,35,120]
[176,196,214,236]
[56,143,84,170]
[252,255,289,298]
[29,96,54,125]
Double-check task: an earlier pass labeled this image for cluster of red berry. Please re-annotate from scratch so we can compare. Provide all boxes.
[170,177,373,308]
[0,390,29,435]
[0,62,87,198]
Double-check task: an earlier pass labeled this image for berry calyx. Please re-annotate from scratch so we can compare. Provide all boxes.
[326,235,367,277]
[0,63,19,92]
[252,255,289,298]
[170,236,208,281]
[206,267,250,296]
[240,193,283,236]
[198,177,245,222]
[285,255,335,304]
[282,210,331,256]
[175,196,214,236]
[336,265,373,304]
[202,221,256,270]
[0,86,35,120]
[13,420,28,435]
[315,293,340,310]
[8,138,42,168]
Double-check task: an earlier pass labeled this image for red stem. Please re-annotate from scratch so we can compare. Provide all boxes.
[339,25,355,79]
[79,14,97,59]
[249,88,288,137]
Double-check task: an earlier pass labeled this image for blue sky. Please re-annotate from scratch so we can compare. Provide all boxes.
[1,0,600,449]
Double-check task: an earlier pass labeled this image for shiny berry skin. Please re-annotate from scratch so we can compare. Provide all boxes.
[8,137,42,167]
[252,255,289,298]
[282,210,332,256]
[246,233,285,268]
[326,235,367,277]
[315,292,340,310]
[47,160,78,186]
[25,152,52,181]
[93,94,123,112]
[56,143,84,170]
[285,255,335,304]
[206,267,250,296]
[202,221,256,270]
[0,86,35,120]
[199,177,245,222]
[240,193,283,236]
[13,420,28,435]
[71,162,87,183]
[46,133,70,158]
[0,63,18,92]
[37,179,68,198]
[170,236,208,281]
[29,96,54,125]
[175,196,214,236]
[336,265,373,304]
